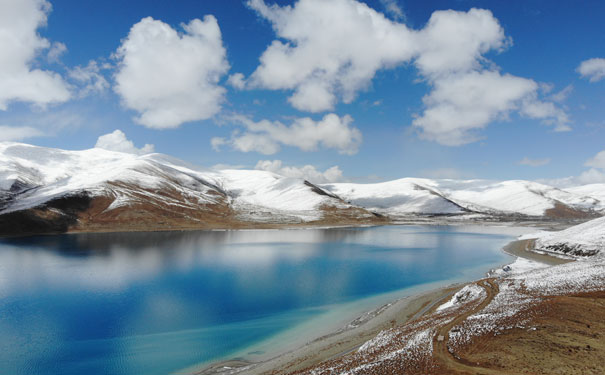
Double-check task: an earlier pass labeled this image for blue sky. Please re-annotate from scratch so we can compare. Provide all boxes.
[1,0,604,185]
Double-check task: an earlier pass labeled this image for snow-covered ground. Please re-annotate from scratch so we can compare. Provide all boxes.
[527,215,605,257]
[324,178,604,217]
[565,183,605,203]
[323,178,463,215]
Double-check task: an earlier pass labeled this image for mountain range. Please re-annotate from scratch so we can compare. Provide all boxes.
[1,142,603,236]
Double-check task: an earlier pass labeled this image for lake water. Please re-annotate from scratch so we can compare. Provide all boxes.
[0,225,526,375]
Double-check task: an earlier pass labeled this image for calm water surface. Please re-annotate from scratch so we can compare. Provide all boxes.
[0,225,524,375]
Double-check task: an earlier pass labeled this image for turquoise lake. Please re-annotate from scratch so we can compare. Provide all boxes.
[0,225,525,375]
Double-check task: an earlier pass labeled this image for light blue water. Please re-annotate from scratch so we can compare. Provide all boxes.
[0,225,523,375]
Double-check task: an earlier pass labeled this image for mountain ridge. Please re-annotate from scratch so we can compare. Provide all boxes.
[1,142,603,236]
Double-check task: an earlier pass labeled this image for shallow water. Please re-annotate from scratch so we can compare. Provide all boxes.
[0,225,525,375]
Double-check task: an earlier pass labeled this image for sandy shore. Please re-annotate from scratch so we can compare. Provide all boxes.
[502,238,572,266]
[195,237,569,375]
[195,285,461,375]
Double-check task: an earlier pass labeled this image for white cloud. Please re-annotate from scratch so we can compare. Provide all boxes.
[585,150,605,169]
[421,168,470,179]
[411,10,569,144]
[216,113,362,155]
[0,0,71,110]
[577,168,605,185]
[414,71,535,145]
[543,149,605,187]
[47,41,67,63]
[0,126,43,141]
[518,157,551,167]
[210,137,227,152]
[577,58,605,82]
[113,16,229,129]
[379,0,405,21]
[255,160,345,183]
[244,0,415,112]
[227,73,246,90]
[68,60,110,97]
[550,84,573,103]
[413,8,509,79]
[243,1,568,145]
[95,129,154,155]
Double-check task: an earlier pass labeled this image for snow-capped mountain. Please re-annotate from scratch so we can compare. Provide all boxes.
[0,142,380,235]
[565,184,605,204]
[0,142,603,236]
[323,178,604,218]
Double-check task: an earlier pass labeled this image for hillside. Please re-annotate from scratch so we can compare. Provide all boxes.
[323,178,603,219]
[1,142,604,236]
[529,215,605,257]
[0,142,382,236]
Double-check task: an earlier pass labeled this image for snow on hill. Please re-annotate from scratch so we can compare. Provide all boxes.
[322,178,464,215]
[0,142,225,214]
[324,178,603,217]
[530,215,605,257]
[1,141,604,236]
[216,169,346,222]
[565,184,605,203]
[0,142,375,235]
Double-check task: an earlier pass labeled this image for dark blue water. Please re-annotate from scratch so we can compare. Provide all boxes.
[0,225,520,375]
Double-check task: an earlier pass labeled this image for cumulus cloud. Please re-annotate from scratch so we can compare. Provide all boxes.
[412,8,509,79]
[577,169,605,185]
[0,126,43,141]
[0,0,71,110]
[47,41,67,63]
[543,149,605,187]
[585,150,605,169]
[379,0,405,21]
[95,129,155,155]
[243,0,415,112]
[414,71,531,144]
[242,1,568,145]
[255,159,345,183]
[114,16,229,129]
[410,10,569,144]
[213,113,362,155]
[68,60,110,97]
[518,157,551,167]
[550,84,573,103]
[227,73,246,90]
[577,58,605,82]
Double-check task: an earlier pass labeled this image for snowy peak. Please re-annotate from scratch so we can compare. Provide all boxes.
[1,142,604,236]
[0,143,383,235]
[324,178,604,218]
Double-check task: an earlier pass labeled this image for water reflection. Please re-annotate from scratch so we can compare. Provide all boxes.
[0,225,521,375]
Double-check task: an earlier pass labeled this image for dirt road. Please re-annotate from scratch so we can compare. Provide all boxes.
[432,278,501,375]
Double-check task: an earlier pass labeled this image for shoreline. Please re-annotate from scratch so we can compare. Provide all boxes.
[194,285,462,375]
[194,236,562,375]
[0,213,579,239]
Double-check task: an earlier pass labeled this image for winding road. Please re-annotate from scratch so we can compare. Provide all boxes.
[432,278,503,375]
